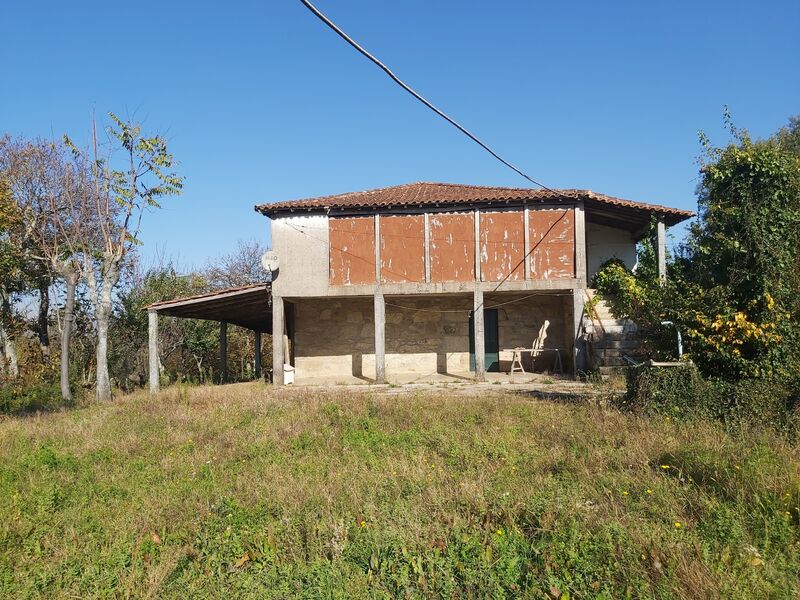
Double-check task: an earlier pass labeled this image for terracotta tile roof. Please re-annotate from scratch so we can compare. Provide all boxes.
[254,182,694,225]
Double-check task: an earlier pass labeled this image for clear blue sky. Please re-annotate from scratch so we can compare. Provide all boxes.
[3,1,798,269]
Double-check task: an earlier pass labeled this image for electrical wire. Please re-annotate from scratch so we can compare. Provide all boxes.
[298,0,559,193]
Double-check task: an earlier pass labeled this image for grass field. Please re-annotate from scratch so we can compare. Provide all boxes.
[1,383,799,598]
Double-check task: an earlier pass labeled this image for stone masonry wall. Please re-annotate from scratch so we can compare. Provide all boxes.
[292,293,571,380]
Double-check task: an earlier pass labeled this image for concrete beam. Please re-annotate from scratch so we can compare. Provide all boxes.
[374,291,385,384]
[320,278,581,298]
[574,201,587,285]
[148,310,159,394]
[254,330,262,379]
[656,220,667,281]
[272,296,284,385]
[219,321,228,384]
[473,288,485,381]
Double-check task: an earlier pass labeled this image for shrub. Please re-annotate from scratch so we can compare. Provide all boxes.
[619,363,800,432]
[0,379,74,414]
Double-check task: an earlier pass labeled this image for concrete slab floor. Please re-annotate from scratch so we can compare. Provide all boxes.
[289,371,597,399]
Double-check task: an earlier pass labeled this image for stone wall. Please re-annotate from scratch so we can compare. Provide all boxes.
[292,293,571,380]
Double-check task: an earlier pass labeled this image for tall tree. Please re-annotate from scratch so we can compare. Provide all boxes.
[65,114,183,401]
[0,174,22,377]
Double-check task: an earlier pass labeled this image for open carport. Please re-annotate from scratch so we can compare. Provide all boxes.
[145,283,272,392]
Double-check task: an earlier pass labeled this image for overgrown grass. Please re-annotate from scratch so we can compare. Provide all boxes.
[1,383,799,598]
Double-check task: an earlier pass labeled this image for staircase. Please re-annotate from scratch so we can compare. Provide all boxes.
[583,289,640,372]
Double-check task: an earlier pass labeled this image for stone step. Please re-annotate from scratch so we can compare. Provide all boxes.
[590,325,638,337]
[592,339,641,350]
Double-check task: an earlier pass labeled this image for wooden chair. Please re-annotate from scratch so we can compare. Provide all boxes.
[510,320,563,375]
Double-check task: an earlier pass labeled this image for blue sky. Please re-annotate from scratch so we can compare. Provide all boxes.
[3,1,798,269]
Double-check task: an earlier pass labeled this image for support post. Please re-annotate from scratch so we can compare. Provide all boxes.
[219,321,228,384]
[574,201,587,284]
[148,310,159,394]
[473,209,481,281]
[473,288,485,381]
[254,330,262,379]
[374,291,386,384]
[572,289,587,377]
[656,219,667,281]
[423,212,431,283]
[523,205,531,280]
[272,296,284,385]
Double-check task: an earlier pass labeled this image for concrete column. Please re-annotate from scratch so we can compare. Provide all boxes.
[254,330,262,379]
[473,288,485,381]
[374,213,381,284]
[219,321,228,383]
[423,212,431,283]
[572,289,587,377]
[272,296,284,385]
[656,219,667,281]
[523,205,531,280]
[374,291,386,384]
[574,201,587,284]
[148,310,159,394]
[473,209,481,281]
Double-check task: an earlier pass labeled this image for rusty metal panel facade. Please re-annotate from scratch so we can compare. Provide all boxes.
[329,216,375,286]
[479,210,525,282]
[380,214,425,283]
[429,212,475,282]
[528,207,575,279]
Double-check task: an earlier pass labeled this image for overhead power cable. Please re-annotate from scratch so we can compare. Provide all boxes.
[298,0,559,194]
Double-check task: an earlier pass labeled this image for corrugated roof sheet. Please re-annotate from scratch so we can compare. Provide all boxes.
[254,182,695,225]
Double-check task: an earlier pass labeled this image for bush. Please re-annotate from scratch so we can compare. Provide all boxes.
[619,363,800,432]
[0,380,74,414]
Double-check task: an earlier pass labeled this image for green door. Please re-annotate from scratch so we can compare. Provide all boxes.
[469,309,500,372]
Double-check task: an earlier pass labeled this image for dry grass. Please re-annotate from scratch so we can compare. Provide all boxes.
[1,382,798,598]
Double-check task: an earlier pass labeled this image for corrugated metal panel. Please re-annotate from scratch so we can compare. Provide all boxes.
[480,210,525,282]
[429,212,475,282]
[529,207,575,279]
[329,216,375,286]
[380,214,425,283]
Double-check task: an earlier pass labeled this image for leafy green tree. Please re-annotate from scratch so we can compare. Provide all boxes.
[64,114,184,401]
[596,114,800,381]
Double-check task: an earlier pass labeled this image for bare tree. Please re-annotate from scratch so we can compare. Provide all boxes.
[204,239,270,290]
[64,114,183,401]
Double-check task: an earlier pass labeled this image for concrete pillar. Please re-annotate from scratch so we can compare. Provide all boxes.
[656,219,667,281]
[219,321,228,384]
[254,330,262,379]
[523,205,531,280]
[423,212,431,283]
[148,310,159,394]
[473,288,486,381]
[374,291,386,384]
[574,201,587,284]
[272,296,284,385]
[572,289,587,377]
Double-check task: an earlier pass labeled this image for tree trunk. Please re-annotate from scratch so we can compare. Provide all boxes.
[95,287,113,402]
[60,272,78,401]
[0,322,19,378]
[37,278,51,362]
[0,288,19,378]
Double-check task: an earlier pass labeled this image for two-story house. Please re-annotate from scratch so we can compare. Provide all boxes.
[255,182,693,385]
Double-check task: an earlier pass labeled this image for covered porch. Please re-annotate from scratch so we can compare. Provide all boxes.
[145,284,272,393]
[275,289,586,385]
